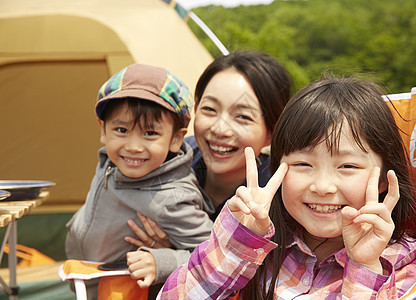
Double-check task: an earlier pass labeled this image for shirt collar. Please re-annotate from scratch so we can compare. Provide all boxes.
[287,226,348,267]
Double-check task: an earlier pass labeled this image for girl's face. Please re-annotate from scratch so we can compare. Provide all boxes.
[194,69,270,181]
[280,123,386,241]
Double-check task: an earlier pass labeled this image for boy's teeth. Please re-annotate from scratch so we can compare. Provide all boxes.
[308,204,342,213]
[125,158,144,164]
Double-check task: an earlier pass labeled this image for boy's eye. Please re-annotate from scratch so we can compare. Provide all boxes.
[116,127,128,134]
[144,131,158,136]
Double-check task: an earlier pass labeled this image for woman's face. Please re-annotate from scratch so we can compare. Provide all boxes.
[194,68,270,181]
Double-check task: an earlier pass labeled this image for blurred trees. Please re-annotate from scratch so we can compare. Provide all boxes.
[188,0,416,93]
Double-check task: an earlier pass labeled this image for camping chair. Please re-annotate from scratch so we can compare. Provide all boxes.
[59,260,148,300]
[385,87,416,180]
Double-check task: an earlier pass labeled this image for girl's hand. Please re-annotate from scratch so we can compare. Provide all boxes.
[228,147,288,236]
[126,250,156,288]
[124,212,172,249]
[341,167,399,274]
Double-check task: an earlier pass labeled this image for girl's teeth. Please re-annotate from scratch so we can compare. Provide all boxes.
[308,204,342,213]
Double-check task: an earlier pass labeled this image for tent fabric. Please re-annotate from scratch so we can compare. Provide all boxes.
[0,0,213,208]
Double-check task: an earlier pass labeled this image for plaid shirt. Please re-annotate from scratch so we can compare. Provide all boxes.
[158,204,416,299]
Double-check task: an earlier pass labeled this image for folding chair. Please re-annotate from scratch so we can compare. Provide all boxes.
[384,87,416,180]
[59,259,148,300]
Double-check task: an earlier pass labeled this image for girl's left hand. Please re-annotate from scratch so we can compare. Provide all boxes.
[341,167,399,274]
[124,212,172,249]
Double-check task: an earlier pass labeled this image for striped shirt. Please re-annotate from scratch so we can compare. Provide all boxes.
[158,204,416,299]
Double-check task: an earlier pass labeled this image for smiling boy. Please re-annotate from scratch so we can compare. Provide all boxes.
[65,64,213,299]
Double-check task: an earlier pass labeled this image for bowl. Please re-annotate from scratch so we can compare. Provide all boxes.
[0,181,55,201]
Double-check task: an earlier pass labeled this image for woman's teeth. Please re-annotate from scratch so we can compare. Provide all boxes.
[308,204,342,213]
[209,143,236,154]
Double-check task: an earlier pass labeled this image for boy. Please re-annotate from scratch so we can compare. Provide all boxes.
[65,63,213,298]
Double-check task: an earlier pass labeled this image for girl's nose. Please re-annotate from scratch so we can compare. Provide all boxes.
[309,172,337,195]
[210,114,234,137]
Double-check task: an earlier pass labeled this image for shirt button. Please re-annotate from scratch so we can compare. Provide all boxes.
[254,248,264,255]
[302,276,310,286]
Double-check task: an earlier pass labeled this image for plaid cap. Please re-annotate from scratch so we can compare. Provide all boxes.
[96,63,193,127]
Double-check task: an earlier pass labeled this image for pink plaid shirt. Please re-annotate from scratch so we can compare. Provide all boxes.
[158,204,416,299]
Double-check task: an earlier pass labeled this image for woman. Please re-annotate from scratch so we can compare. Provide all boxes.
[125,51,292,293]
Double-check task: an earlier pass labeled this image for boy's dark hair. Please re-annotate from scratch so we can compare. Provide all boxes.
[101,98,185,134]
[95,63,193,129]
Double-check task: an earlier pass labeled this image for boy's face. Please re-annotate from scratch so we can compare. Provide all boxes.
[99,103,186,178]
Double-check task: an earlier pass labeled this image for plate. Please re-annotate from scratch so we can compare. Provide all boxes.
[0,190,11,201]
[0,180,55,201]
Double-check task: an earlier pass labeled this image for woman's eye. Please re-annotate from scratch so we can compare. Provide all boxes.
[116,127,128,134]
[237,114,254,122]
[200,106,216,113]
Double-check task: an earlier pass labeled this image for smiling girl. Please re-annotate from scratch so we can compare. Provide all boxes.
[158,75,416,299]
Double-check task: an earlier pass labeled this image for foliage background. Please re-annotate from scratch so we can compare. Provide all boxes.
[188,0,415,93]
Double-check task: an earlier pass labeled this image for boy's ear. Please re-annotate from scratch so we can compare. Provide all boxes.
[98,118,107,145]
[169,128,187,153]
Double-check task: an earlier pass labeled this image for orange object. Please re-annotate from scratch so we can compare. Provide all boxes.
[59,259,149,299]
[98,275,148,300]
[385,87,416,181]
[4,244,56,267]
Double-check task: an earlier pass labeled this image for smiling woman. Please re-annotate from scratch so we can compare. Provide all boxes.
[124,52,292,297]
[157,74,416,300]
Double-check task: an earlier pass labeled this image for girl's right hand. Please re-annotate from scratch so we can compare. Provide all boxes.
[228,147,288,236]
[124,212,172,249]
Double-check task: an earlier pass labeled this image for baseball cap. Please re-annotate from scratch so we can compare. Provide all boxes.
[95,63,193,127]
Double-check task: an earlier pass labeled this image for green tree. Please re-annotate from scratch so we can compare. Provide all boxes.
[188,0,416,93]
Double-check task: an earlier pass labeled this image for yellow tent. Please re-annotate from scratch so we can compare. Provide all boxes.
[0,0,213,210]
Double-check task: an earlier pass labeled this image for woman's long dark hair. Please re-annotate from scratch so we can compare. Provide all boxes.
[242,75,416,299]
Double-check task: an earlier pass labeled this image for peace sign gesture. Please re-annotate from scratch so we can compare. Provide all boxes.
[341,167,399,274]
[228,147,288,236]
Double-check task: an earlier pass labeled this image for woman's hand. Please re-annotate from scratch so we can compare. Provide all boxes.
[228,147,288,236]
[124,212,172,249]
[342,167,399,274]
[127,250,156,288]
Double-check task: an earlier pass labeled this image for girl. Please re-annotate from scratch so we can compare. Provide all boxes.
[157,75,416,299]
[125,51,292,292]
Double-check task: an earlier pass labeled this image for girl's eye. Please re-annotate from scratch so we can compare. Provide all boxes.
[340,164,359,169]
[116,127,128,134]
[293,162,312,167]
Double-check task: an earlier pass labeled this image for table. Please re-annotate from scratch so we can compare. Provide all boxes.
[0,191,49,299]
